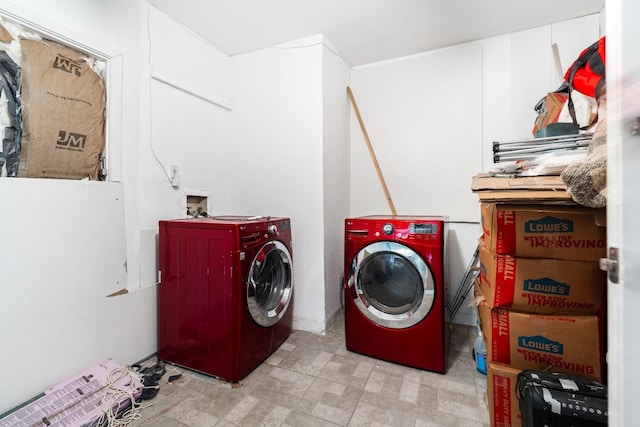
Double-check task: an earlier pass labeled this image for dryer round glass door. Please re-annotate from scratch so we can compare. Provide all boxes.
[347,241,435,329]
[247,240,293,327]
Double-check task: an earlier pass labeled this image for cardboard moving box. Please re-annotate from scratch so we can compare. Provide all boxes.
[478,298,604,382]
[488,362,522,427]
[532,92,568,136]
[471,174,567,192]
[471,174,573,204]
[478,244,605,314]
[480,203,606,261]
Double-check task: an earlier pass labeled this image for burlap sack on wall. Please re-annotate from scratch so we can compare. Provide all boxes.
[560,119,607,208]
[18,38,105,180]
[0,24,13,43]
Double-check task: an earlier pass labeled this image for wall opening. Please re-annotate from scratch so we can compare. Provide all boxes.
[184,192,210,217]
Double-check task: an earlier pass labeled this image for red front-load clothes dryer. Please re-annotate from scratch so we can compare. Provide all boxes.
[158,216,293,382]
[344,215,449,373]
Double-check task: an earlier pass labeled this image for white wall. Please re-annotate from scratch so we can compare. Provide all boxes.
[349,42,483,222]
[321,39,351,326]
[0,0,606,414]
[0,0,154,413]
[349,42,485,326]
[137,5,234,286]
[349,14,602,326]
[229,35,334,333]
[0,0,239,413]
[482,15,603,172]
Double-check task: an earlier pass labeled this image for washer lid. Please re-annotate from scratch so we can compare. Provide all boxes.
[347,241,435,329]
[247,240,293,327]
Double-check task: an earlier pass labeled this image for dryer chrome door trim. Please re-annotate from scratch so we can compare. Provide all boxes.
[247,240,293,327]
[347,241,435,329]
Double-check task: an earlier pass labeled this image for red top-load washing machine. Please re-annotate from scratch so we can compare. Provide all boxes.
[344,215,448,373]
[158,216,293,382]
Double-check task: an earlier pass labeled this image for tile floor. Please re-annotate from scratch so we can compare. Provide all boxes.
[133,315,489,427]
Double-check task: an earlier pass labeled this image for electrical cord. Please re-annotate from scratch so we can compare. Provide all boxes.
[25,363,145,427]
[93,364,144,427]
[146,4,174,188]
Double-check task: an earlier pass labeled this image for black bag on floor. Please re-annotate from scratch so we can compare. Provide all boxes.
[516,370,608,427]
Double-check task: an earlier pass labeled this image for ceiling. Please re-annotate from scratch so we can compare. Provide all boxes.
[148,0,605,67]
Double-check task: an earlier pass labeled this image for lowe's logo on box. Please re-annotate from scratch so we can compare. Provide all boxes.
[523,278,570,296]
[524,216,573,233]
[518,335,564,355]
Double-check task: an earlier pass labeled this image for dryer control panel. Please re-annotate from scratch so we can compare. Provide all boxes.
[381,222,439,236]
[346,215,447,243]
[409,223,438,235]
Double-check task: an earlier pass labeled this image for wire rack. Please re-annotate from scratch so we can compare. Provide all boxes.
[493,133,593,163]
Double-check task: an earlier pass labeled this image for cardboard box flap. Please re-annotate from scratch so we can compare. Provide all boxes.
[471,174,572,203]
[476,190,573,204]
[471,174,567,192]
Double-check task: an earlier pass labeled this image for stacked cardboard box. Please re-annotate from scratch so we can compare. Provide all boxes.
[476,202,607,427]
[471,173,572,204]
